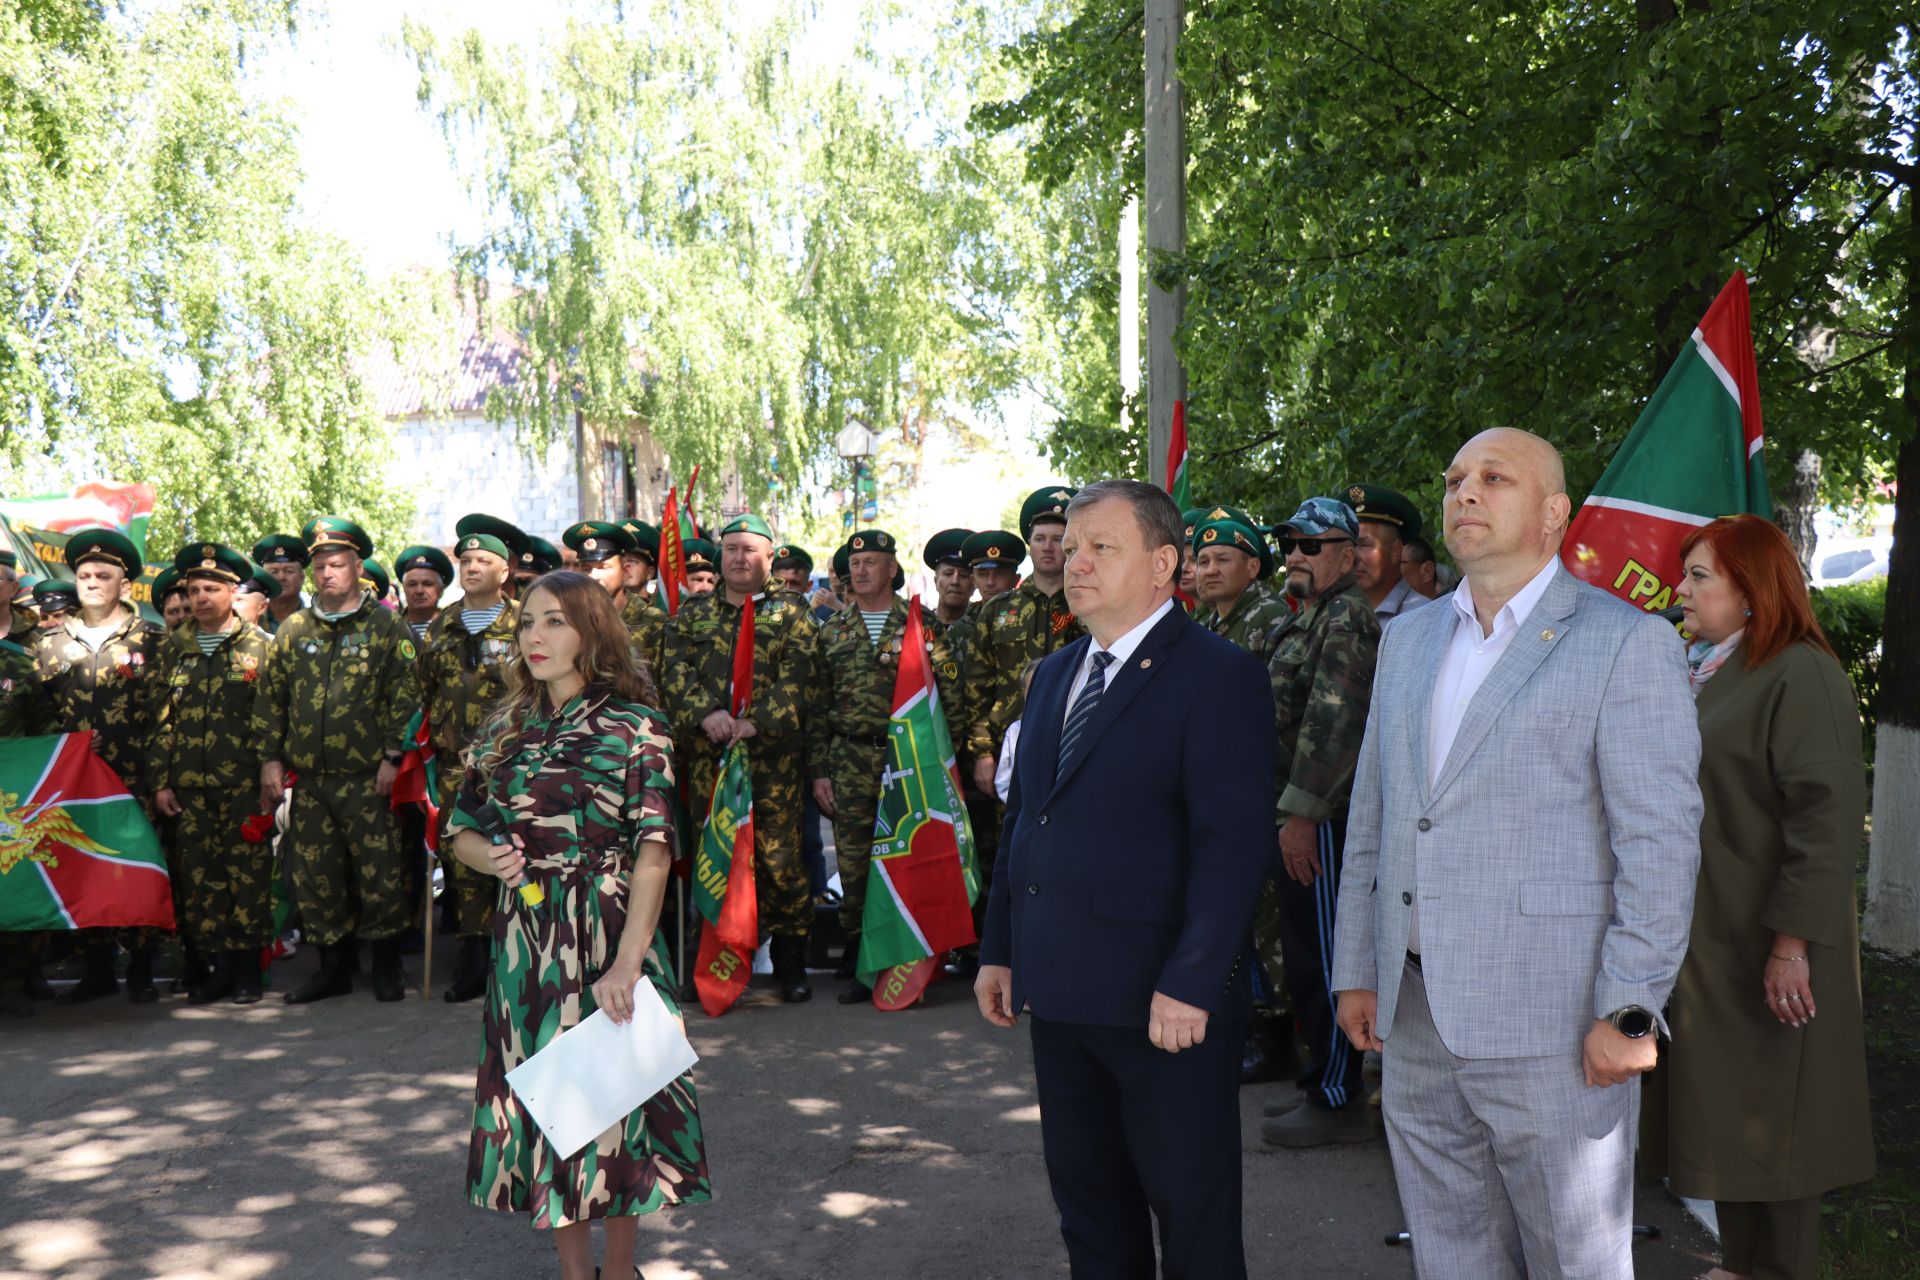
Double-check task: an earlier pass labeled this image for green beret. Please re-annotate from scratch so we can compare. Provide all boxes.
[1345,484,1423,542]
[173,541,251,585]
[961,529,1025,570]
[563,521,637,563]
[518,536,561,575]
[1019,485,1077,539]
[362,557,391,600]
[923,527,975,570]
[153,566,183,600]
[622,521,660,560]
[67,527,143,578]
[454,513,530,565]
[831,542,851,580]
[773,544,814,573]
[395,544,455,584]
[718,513,776,543]
[684,537,719,572]
[846,529,897,556]
[303,516,373,559]
[1190,508,1273,578]
[251,534,309,567]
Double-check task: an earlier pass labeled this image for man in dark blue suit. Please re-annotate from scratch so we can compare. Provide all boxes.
[976,478,1278,1279]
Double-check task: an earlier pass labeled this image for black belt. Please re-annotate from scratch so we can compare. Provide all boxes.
[1406,950,1422,969]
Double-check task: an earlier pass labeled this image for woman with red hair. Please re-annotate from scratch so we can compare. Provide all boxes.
[1648,514,1873,1280]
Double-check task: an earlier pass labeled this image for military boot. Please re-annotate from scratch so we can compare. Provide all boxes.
[834,930,861,979]
[284,943,354,1004]
[369,938,406,1002]
[55,939,118,1005]
[770,936,812,1004]
[124,942,160,1003]
[177,942,211,997]
[443,936,489,1004]
[188,951,236,1005]
[230,950,263,1005]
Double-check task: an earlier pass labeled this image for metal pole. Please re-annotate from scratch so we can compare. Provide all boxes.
[1119,182,1141,431]
[1144,0,1186,487]
[421,845,435,1002]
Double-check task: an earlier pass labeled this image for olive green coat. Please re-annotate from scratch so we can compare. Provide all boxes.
[153,622,272,789]
[1645,642,1874,1202]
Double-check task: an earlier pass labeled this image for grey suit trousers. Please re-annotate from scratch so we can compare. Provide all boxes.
[1383,960,1636,1280]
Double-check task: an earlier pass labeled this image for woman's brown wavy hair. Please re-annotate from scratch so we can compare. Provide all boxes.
[466,571,659,775]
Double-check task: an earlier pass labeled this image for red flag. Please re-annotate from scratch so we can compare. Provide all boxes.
[658,487,685,617]
[683,463,702,535]
[692,601,760,1015]
[389,711,437,849]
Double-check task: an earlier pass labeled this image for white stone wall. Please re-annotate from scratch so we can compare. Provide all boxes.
[387,413,581,545]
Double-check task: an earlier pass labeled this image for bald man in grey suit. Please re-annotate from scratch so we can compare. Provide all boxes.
[1332,429,1702,1279]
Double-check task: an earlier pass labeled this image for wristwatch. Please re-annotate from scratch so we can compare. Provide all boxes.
[384,750,405,767]
[1607,1006,1656,1039]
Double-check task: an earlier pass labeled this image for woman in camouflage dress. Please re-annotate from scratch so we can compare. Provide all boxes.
[447,571,707,1280]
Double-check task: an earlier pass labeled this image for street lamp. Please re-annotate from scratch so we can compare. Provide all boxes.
[836,418,878,531]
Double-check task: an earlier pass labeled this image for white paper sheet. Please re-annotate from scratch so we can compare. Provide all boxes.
[504,979,700,1160]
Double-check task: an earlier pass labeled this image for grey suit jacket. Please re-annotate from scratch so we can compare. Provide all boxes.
[1330,563,1702,1059]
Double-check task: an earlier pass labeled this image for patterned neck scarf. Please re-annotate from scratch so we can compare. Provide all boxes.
[1686,628,1745,698]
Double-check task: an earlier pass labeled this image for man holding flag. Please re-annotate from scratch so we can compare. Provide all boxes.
[665,513,819,1006]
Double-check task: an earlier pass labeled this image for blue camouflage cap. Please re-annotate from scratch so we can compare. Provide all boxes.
[1277,497,1360,541]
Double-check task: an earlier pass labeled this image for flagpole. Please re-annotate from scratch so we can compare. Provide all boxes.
[421,843,435,1002]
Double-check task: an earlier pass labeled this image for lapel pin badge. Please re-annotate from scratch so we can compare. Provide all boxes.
[1541,629,1556,642]
[1139,658,1152,669]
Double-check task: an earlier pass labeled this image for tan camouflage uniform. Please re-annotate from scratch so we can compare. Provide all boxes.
[1202,580,1293,665]
[622,594,667,691]
[252,592,421,945]
[417,597,519,937]
[153,622,275,949]
[663,581,817,939]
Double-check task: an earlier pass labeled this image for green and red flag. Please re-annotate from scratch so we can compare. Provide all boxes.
[391,709,437,848]
[682,463,702,538]
[858,607,979,1009]
[1564,270,1770,613]
[692,601,758,1016]
[1165,401,1190,512]
[0,732,173,931]
[658,487,685,617]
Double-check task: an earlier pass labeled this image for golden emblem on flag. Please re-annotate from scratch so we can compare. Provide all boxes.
[0,790,111,875]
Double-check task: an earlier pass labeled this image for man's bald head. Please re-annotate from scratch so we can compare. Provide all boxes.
[1442,427,1574,577]
[1459,427,1567,507]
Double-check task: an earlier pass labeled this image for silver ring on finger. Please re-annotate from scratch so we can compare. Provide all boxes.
[1788,994,1803,1002]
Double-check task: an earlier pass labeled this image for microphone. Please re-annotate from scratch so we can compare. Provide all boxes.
[473,802,544,908]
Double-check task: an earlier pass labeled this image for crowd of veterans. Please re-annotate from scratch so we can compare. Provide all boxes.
[0,462,1876,1280]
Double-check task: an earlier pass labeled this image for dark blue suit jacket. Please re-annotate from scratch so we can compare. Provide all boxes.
[980,603,1278,1027]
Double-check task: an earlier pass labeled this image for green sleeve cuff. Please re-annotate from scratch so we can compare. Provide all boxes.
[1278,784,1332,823]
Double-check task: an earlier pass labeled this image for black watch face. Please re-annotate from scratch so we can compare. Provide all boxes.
[1617,1009,1654,1037]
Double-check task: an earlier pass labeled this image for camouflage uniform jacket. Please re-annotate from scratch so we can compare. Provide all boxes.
[622,593,667,688]
[0,635,53,738]
[252,591,422,774]
[927,598,984,740]
[662,580,816,770]
[1263,571,1380,823]
[36,606,165,794]
[6,607,40,647]
[153,621,272,790]
[1204,581,1294,663]
[418,597,520,762]
[964,581,1083,761]
[807,599,962,789]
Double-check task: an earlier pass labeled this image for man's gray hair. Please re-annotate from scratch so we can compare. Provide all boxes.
[1066,479,1185,554]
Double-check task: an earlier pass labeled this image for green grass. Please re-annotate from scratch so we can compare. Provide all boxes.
[1821,946,1920,1279]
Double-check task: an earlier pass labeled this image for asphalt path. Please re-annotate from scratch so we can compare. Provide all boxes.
[0,942,1716,1279]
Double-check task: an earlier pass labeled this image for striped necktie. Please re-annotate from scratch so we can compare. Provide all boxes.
[1057,650,1115,776]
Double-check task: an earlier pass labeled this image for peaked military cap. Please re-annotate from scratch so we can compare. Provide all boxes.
[1345,484,1423,542]
[962,529,1025,570]
[563,521,637,563]
[66,527,143,578]
[395,544,456,584]
[683,537,719,573]
[1191,508,1273,578]
[153,566,183,601]
[923,527,975,570]
[238,563,281,597]
[173,542,251,584]
[519,536,562,575]
[454,513,529,565]
[252,534,309,567]
[1019,485,1077,539]
[718,513,776,543]
[361,557,391,601]
[772,544,814,573]
[831,541,852,581]
[31,580,78,613]
[622,520,660,561]
[1181,507,1209,544]
[303,516,374,559]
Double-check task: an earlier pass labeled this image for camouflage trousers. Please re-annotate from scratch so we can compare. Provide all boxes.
[285,770,408,945]
[434,769,496,938]
[1251,875,1291,1027]
[830,782,882,937]
[175,785,275,950]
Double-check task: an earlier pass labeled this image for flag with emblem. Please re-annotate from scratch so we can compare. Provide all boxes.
[857,607,979,1007]
[658,487,685,617]
[1564,270,1770,613]
[0,732,172,930]
[692,602,758,1016]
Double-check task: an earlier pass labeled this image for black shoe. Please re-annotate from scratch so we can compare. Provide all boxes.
[837,981,872,1005]
[56,944,119,1005]
[188,952,236,1005]
[770,936,812,1004]
[1259,1101,1375,1147]
[177,943,211,996]
[1262,1087,1311,1118]
[230,950,263,1005]
[370,938,406,1002]
[285,944,354,1004]
[833,931,861,980]
[125,945,160,1004]
[444,936,489,1004]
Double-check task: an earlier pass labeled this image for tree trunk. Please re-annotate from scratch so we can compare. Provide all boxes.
[1772,449,1822,574]
[1862,194,1920,955]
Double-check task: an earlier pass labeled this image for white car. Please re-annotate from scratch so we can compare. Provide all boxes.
[1810,536,1893,587]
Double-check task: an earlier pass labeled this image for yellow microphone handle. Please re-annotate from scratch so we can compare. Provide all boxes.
[517,880,544,908]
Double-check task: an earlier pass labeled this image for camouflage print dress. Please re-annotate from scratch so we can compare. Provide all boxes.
[450,683,708,1228]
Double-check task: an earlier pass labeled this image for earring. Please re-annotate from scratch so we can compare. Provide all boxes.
[1743,607,1752,617]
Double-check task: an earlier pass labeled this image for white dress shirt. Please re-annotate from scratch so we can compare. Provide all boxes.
[1409,556,1560,953]
[1062,597,1177,728]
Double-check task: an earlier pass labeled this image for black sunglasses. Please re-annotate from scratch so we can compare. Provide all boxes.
[1276,535,1351,556]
